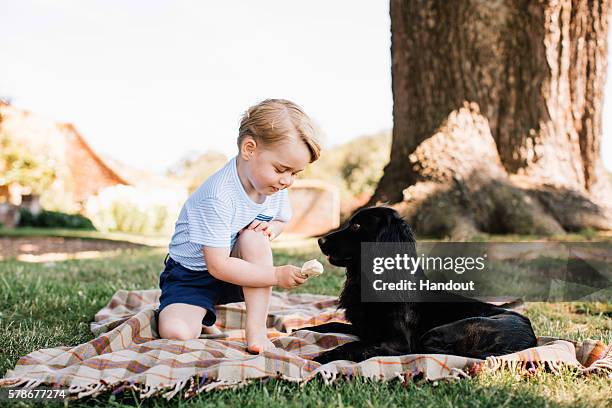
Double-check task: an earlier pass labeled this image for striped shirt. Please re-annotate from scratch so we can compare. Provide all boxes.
[168,156,292,271]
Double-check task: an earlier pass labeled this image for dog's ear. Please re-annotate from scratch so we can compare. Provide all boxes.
[375,213,416,243]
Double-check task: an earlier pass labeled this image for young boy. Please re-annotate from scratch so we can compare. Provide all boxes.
[157,99,321,353]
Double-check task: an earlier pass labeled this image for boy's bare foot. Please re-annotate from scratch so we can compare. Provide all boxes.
[245,327,276,354]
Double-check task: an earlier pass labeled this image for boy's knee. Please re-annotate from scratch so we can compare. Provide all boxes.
[234,229,272,263]
[237,229,271,250]
[159,318,200,340]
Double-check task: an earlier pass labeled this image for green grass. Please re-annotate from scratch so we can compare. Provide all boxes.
[0,246,610,407]
[0,227,169,247]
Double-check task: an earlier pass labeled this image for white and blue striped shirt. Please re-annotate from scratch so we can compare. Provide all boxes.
[168,156,292,270]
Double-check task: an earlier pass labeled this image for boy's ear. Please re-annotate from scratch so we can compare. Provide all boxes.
[240,136,257,160]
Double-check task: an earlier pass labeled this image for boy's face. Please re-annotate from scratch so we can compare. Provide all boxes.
[243,137,311,195]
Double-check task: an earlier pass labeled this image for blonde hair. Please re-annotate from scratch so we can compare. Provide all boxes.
[238,99,321,162]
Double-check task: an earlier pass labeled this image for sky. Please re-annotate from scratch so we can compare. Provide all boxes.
[1,0,611,175]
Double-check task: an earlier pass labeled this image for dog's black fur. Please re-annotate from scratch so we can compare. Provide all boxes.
[299,207,537,364]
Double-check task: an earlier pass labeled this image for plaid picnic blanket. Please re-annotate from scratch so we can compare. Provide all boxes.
[1,289,610,401]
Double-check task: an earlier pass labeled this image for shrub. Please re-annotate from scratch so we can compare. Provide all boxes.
[18,208,95,230]
[300,131,392,215]
[0,130,57,195]
[166,151,227,194]
[84,185,186,235]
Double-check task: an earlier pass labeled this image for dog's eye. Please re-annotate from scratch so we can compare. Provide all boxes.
[350,223,361,231]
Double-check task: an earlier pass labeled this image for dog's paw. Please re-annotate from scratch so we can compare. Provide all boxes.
[419,327,458,355]
[292,325,317,333]
[313,349,348,364]
[313,352,335,365]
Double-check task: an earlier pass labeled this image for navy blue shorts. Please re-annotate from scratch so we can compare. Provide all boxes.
[158,254,244,326]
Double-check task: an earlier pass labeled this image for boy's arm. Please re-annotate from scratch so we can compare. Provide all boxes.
[204,246,304,288]
[204,247,275,287]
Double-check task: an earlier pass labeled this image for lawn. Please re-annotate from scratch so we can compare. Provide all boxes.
[0,245,610,407]
[0,227,170,247]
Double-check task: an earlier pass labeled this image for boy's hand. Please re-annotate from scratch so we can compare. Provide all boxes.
[245,220,274,240]
[274,265,307,289]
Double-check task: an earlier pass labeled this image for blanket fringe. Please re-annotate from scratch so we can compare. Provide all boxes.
[2,350,610,401]
[0,378,31,388]
[303,364,469,387]
[449,367,470,380]
[23,379,43,389]
[75,382,106,398]
[581,354,612,377]
[318,368,338,385]
[195,379,246,394]
[161,378,189,400]
[139,383,158,399]
[483,355,582,377]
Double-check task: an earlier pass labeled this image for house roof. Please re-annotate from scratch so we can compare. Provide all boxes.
[0,102,129,202]
[59,123,129,185]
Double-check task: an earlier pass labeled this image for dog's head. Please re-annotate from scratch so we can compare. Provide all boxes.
[318,206,416,267]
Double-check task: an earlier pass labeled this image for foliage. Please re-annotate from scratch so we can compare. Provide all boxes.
[301,131,391,202]
[0,130,57,194]
[163,133,391,205]
[84,184,187,235]
[17,208,95,230]
[166,150,228,193]
[37,188,82,214]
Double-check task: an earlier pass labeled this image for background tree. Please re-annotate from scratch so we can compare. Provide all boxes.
[0,129,57,197]
[166,150,228,193]
[370,0,612,237]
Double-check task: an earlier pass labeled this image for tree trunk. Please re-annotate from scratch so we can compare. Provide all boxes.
[371,0,612,237]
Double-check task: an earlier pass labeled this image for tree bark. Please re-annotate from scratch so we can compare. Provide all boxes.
[371,0,612,237]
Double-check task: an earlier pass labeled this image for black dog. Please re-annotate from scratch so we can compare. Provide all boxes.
[299,207,537,364]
